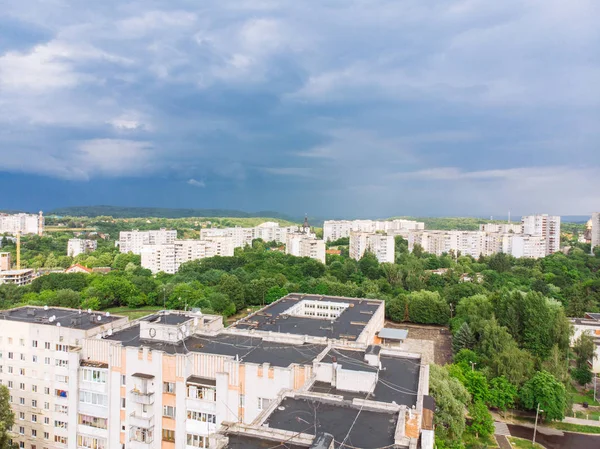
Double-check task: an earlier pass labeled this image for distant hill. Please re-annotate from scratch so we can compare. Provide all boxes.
[48,205,299,222]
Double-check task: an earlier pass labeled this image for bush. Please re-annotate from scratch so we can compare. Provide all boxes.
[572,367,593,386]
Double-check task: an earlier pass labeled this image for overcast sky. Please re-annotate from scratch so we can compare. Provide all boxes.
[1,0,599,218]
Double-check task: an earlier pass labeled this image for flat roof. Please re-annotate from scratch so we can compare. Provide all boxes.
[105,327,325,368]
[320,348,377,372]
[0,307,122,330]
[586,313,600,321]
[311,353,420,407]
[225,434,307,449]
[232,294,382,340]
[265,396,399,449]
[142,313,192,325]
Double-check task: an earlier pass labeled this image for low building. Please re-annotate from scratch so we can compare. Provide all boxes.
[65,264,93,274]
[0,252,11,271]
[67,238,98,257]
[0,268,34,285]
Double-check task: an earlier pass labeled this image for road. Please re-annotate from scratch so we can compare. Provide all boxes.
[507,423,600,449]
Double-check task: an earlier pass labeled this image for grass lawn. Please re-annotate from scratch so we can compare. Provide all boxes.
[574,410,600,420]
[571,390,600,407]
[462,432,498,448]
[550,422,600,434]
[508,437,544,449]
[104,306,163,320]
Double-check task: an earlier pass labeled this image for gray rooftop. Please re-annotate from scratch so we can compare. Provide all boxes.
[265,396,399,449]
[378,328,409,341]
[225,434,307,449]
[142,313,191,325]
[104,326,325,368]
[232,294,382,340]
[0,307,122,330]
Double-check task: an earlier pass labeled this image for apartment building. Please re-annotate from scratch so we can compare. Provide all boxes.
[521,214,561,255]
[510,235,547,259]
[118,229,177,255]
[323,219,424,242]
[350,232,395,263]
[0,307,129,449]
[67,239,98,258]
[1,252,11,271]
[592,212,600,251]
[285,234,326,263]
[140,238,235,274]
[0,212,44,236]
[0,268,34,286]
[3,294,432,449]
[479,223,522,234]
[201,222,300,249]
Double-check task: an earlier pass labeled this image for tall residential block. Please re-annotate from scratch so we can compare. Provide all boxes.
[0,212,44,236]
[520,214,561,255]
[286,234,326,263]
[350,232,395,263]
[592,212,600,252]
[67,239,98,257]
[324,219,424,242]
[118,229,177,254]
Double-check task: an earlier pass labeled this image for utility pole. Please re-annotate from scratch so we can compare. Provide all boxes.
[595,373,597,403]
[533,403,543,446]
[449,303,454,319]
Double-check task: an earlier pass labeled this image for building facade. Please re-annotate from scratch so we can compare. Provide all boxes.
[0,252,11,271]
[0,212,44,236]
[200,222,300,249]
[118,230,177,255]
[67,239,98,258]
[592,212,600,252]
[350,232,395,263]
[285,234,326,264]
[520,214,561,255]
[323,219,424,242]
[0,268,34,286]
[479,223,522,234]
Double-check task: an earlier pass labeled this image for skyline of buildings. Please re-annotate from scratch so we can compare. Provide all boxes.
[323,219,424,242]
[0,295,431,449]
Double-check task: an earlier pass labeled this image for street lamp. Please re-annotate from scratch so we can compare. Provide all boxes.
[470,361,477,372]
[532,403,544,446]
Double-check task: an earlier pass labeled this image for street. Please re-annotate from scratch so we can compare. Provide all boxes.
[507,424,600,449]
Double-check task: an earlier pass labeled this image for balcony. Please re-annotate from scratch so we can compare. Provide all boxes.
[130,412,154,428]
[130,390,155,405]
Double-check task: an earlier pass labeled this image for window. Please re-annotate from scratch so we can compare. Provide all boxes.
[163,405,176,418]
[32,414,37,422]
[257,397,271,410]
[44,432,49,439]
[19,397,24,405]
[54,436,68,445]
[55,359,68,368]
[8,367,13,374]
[32,340,38,348]
[239,394,245,408]
[20,368,25,376]
[54,420,68,429]
[19,443,24,449]
[56,344,68,352]
[19,412,24,420]
[55,389,68,399]
[32,385,37,393]
[54,405,68,414]
[32,355,38,363]
[44,402,49,410]
[130,427,153,443]
[187,385,216,401]
[20,353,25,361]
[121,398,126,408]
[19,383,25,391]
[187,411,216,423]
[187,434,210,448]
[44,357,50,365]
[78,414,108,430]
[121,375,126,386]
[44,417,50,425]
[56,375,68,384]
[162,429,175,442]
[44,342,50,350]
[77,435,106,449]
[45,387,50,395]
[32,429,37,437]
[19,426,24,434]
[81,369,106,383]
[20,338,24,346]
[8,352,13,359]
[7,381,13,389]
[8,337,12,344]
[32,400,37,407]
[79,391,107,407]
[163,382,175,393]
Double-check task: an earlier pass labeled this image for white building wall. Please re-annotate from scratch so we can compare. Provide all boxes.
[119,229,177,255]
[591,213,600,251]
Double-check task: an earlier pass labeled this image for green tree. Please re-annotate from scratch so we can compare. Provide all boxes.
[407,290,450,325]
[463,370,489,403]
[489,346,535,386]
[468,401,494,438]
[519,370,567,421]
[265,286,288,304]
[0,385,16,449]
[573,333,596,369]
[488,376,517,412]
[453,322,475,354]
[218,274,245,311]
[542,345,569,384]
[478,319,516,362]
[385,296,407,322]
[207,292,236,317]
[572,367,593,385]
[358,251,381,280]
[54,289,82,308]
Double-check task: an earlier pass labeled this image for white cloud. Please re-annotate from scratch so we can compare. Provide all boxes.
[187,178,206,188]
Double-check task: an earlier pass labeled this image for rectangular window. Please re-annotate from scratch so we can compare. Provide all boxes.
[239,394,245,408]
[186,410,216,423]
[8,337,12,344]
[44,357,50,365]
[31,429,37,437]
[44,388,50,395]
[163,382,175,393]
[19,383,25,391]
[186,434,210,448]
[8,352,13,359]
[44,417,49,425]
[81,368,106,383]
[32,400,37,407]
[257,397,271,410]
[44,432,49,439]
[54,436,67,445]
[121,398,126,408]
[19,426,24,434]
[161,429,175,442]
[54,404,68,414]
[19,368,25,376]
[32,355,37,363]
[44,342,50,350]
[8,367,12,374]
[32,385,37,392]
[55,344,68,352]
[56,375,68,384]
[54,420,68,429]
[20,338,24,346]
[31,414,37,422]
[7,381,13,389]
[79,391,107,407]
[32,340,38,348]
[77,435,106,449]
[20,353,25,361]
[54,389,68,399]
[19,397,24,405]
[19,412,24,420]
[163,405,176,418]
[44,402,49,410]
[121,375,126,386]
[78,414,108,430]
[55,359,68,368]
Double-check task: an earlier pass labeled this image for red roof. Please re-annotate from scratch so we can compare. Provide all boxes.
[65,264,92,274]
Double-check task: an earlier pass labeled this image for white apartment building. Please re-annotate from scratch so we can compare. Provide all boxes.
[119,229,177,255]
[0,212,44,236]
[285,234,326,263]
[323,219,424,242]
[510,235,547,259]
[200,222,300,249]
[521,214,561,255]
[2,294,432,449]
[479,223,522,234]
[350,232,395,263]
[0,268,34,286]
[141,238,235,274]
[67,239,98,258]
[592,212,600,251]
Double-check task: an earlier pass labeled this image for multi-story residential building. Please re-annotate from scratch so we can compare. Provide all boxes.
[0,252,11,271]
[2,294,433,449]
[285,234,326,263]
[140,238,235,274]
[592,212,600,251]
[67,239,98,257]
[0,268,34,286]
[0,212,44,236]
[200,222,300,249]
[350,232,395,263]
[479,223,522,234]
[118,229,177,255]
[323,219,424,242]
[0,307,129,449]
[510,235,547,259]
[521,214,561,255]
